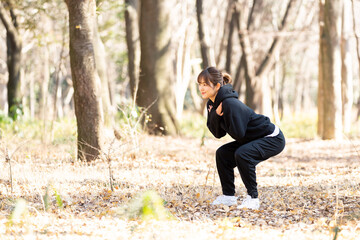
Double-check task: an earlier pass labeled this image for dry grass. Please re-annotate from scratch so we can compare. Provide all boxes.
[0,133,360,239]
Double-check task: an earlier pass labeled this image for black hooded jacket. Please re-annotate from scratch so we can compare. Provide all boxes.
[207,84,275,144]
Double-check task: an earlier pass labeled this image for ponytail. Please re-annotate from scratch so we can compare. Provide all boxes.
[222,72,232,85]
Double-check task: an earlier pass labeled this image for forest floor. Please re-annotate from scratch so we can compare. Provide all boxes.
[0,133,360,239]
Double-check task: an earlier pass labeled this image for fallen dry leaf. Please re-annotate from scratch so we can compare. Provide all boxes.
[0,135,359,239]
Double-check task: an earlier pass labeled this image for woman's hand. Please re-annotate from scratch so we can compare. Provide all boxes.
[216,102,223,116]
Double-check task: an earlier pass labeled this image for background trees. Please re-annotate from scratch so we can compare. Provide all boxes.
[0,0,359,159]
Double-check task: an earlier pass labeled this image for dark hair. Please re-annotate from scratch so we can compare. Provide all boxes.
[197,67,232,87]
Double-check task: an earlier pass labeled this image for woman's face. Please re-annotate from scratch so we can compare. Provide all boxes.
[198,80,219,101]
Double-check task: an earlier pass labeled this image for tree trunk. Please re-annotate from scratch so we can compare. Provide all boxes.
[279,64,286,119]
[190,60,205,114]
[125,0,140,100]
[65,0,103,161]
[29,72,35,118]
[94,20,113,126]
[52,34,66,121]
[318,0,343,140]
[233,0,257,99]
[233,55,244,95]
[341,0,353,133]
[294,53,308,113]
[0,3,22,119]
[41,45,50,143]
[318,0,325,136]
[175,17,195,119]
[234,1,258,110]
[196,0,213,68]
[272,50,281,125]
[351,0,360,120]
[225,2,236,73]
[137,0,179,135]
[216,1,233,66]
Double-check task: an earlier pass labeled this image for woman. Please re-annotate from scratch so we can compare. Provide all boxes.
[198,67,285,210]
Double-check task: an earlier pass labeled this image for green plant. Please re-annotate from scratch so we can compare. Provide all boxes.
[54,189,64,209]
[51,118,77,144]
[277,113,317,139]
[43,184,50,211]
[178,110,322,139]
[0,117,40,139]
[42,183,64,211]
[0,112,13,125]
[179,111,209,138]
[118,190,174,221]
[9,104,23,121]
[116,102,152,149]
[7,198,28,226]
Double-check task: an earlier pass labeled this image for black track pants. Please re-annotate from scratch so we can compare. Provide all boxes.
[215,131,285,198]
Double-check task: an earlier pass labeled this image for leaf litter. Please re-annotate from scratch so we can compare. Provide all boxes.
[0,135,359,239]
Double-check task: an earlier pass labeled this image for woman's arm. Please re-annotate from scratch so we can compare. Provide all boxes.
[207,103,226,138]
[222,99,251,140]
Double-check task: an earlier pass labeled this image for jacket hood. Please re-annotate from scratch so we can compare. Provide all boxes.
[212,84,238,108]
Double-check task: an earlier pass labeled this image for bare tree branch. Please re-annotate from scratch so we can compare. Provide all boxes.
[256,0,297,78]
[0,2,20,46]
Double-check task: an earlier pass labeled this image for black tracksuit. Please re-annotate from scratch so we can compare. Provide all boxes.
[207,84,285,198]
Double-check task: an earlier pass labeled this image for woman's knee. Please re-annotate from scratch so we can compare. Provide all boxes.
[216,145,229,159]
[234,147,248,160]
[234,147,255,167]
[216,145,237,167]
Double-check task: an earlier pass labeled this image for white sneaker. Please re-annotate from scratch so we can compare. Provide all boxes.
[237,195,260,210]
[211,195,238,206]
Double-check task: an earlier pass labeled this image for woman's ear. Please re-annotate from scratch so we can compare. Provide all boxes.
[215,83,221,91]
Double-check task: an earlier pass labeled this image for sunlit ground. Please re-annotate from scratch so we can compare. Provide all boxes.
[0,127,359,239]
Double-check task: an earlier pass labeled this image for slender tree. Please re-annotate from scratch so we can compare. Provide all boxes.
[232,0,257,98]
[216,1,233,68]
[225,2,237,74]
[341,0,353,133]
[318,0,343,139]
[0,1,22,119]
[137,0,179,135]
[351,0,360,119]
[318,0,324,137]
[124,0,140,100]
[235,1,257,108]
[196,0,214,68]
[94,19,113,126]
[174,8,196,119]
[65,0,104,161]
